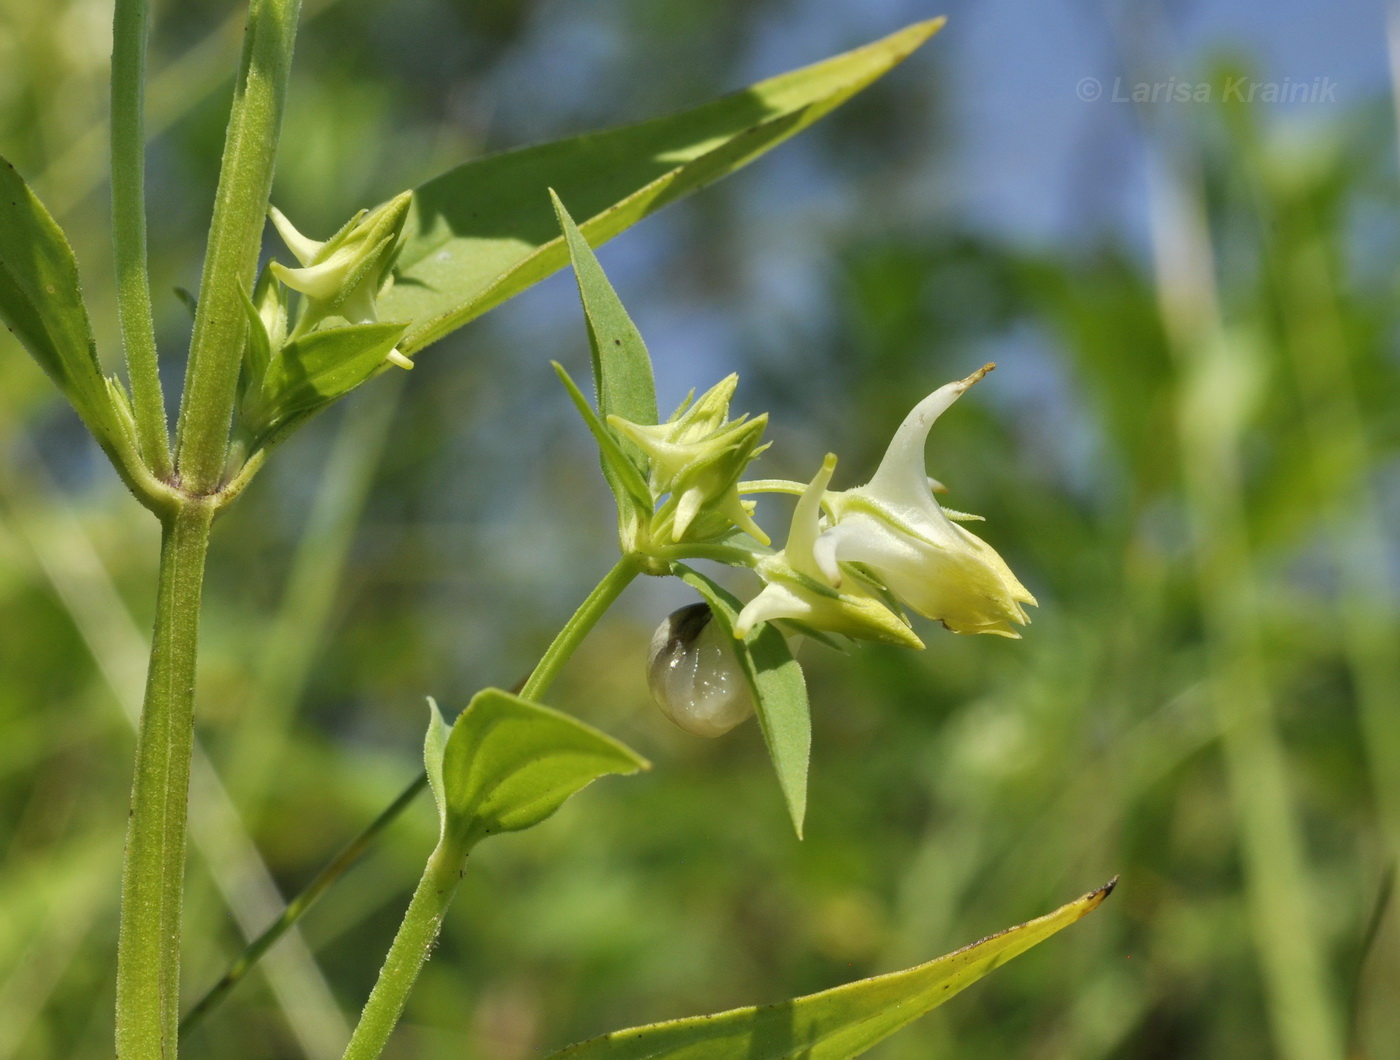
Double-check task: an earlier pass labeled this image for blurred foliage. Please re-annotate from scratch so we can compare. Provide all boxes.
[2,1,1399,1059]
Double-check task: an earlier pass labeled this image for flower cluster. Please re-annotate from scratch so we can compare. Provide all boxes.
[636,365,1035,738]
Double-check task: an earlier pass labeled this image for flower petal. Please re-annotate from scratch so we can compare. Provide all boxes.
[864,363,993,507]
[268,206,325,266]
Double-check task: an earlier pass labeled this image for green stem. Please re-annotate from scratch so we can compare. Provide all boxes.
[336,558,640,1057]
[180,772,429,1038]
[110,0,172,480]
[651,542,762,568]
[521,554,641,700]
[115,501,215,1060]
[174,0,302,493]
[340,840,464,1060]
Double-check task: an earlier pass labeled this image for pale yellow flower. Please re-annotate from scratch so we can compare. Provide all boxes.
[734,454,923,648]
[815,365,1036,638]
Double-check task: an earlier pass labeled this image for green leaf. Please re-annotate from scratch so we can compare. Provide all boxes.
[546,878,1117,1060]
[379,19,945,353]
[423,697,451,837]
[244,320,406,443]
[551,190,658,430]
[0,155,120,449]
[676,565,809,838]
[437,688,648,850]
[551,360,653,510]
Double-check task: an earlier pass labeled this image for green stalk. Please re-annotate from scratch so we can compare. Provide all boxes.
[179,772,429,1038]
[115,501,215,1059]
[174,0,302,493]
[340,839,464,1060]
[114,3,303,1054]
[521,554,641,700]
[337,557,641,1058]
[110,0,172,479]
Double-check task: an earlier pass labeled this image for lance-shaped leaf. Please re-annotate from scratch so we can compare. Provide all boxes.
[552,191,657,432]
[0,155,121,451]
[552,360,654,512]
[552,194,658,525]
[676,565,809,839]
[547,878,1117,1060]
[425,689,649,851]
[379,19,945,353]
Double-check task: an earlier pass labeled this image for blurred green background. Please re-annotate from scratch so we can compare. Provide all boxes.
[2,0,1399,1057]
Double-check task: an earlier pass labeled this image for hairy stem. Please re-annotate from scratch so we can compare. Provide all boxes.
[336,558,640,1056]
[115,501,215,1059]
[110,0,172,479]
[174,0,302,493]
[340,840,464,1060]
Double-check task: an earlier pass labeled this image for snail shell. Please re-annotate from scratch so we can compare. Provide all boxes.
[647,603,754,737]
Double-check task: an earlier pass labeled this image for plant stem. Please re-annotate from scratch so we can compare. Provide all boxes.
[115,500,215,1060]
[180,771,429,1038]
[340,839,465,1060]
[110,0,172,480]
[521,554,641,700]
[175,0,302,493]
[336,558,640,1057]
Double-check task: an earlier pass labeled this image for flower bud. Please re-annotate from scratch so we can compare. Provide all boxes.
[268,191,414,369]
[609,374,771,546]
[647,603,754,737]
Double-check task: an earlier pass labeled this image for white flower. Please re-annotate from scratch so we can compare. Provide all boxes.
[734,454,924,648]
[815,364,1036,638]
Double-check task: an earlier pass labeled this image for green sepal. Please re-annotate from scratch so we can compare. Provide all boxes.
[236,269,282,408]
[675,565,809,838]
[243,320,406,445]
[551,360,653,511]
[423,697,451,839]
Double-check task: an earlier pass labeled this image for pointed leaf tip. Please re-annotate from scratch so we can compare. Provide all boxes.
[544,876,1113,1060]
[382,19,946,351]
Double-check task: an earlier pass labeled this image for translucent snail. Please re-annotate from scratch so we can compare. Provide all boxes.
[646,603,754,737]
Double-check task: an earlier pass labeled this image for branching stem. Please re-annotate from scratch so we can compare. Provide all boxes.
[110,0,172,479]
